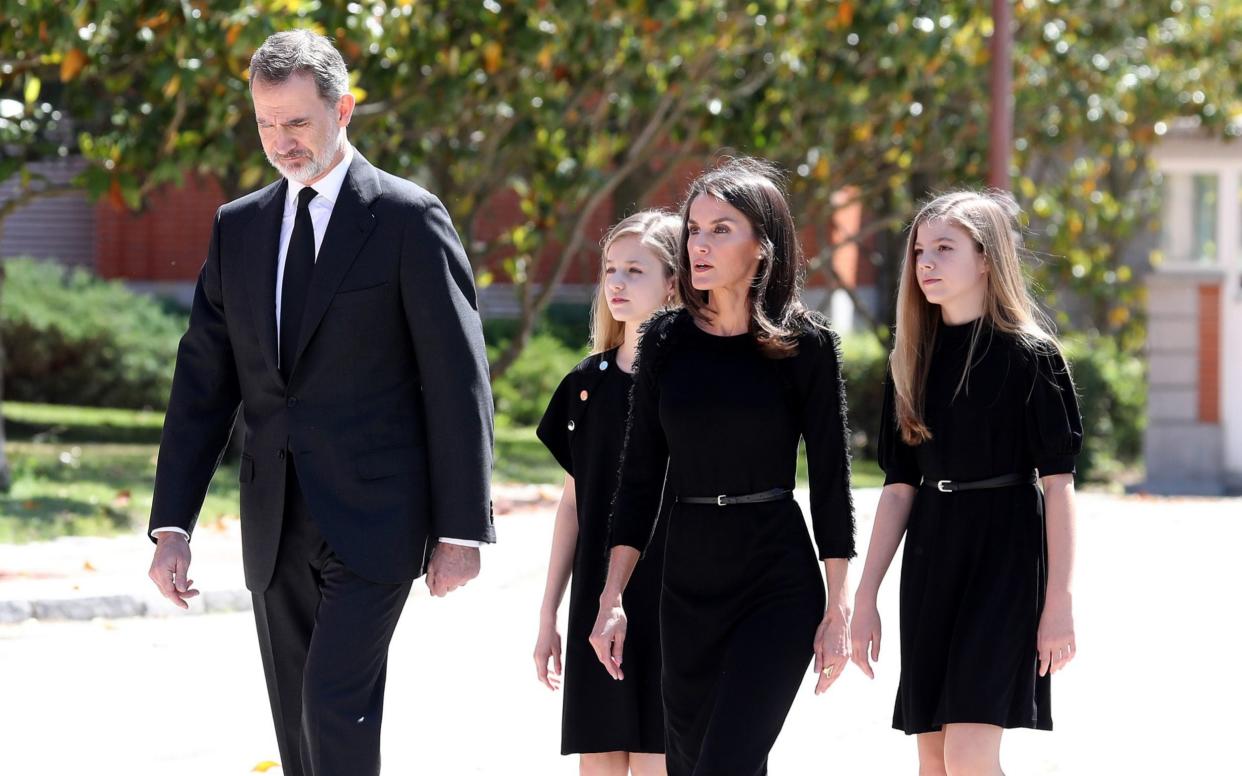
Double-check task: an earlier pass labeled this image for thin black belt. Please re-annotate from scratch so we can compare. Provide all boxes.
[677,488,794,507]
[922,473,1036,493]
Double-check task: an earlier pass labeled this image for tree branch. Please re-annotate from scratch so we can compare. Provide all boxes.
[489,70,704,378]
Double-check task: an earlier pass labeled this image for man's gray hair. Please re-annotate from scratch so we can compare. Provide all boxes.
[249,30,350,105]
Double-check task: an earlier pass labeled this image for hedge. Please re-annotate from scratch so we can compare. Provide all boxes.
[1,258,185,409]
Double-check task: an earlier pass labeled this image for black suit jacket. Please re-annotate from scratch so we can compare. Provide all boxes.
[149,152,495,591]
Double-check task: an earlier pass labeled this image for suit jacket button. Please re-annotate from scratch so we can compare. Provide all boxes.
[567,420,575,431]
[277,450,286,460]
[287,397,298,408]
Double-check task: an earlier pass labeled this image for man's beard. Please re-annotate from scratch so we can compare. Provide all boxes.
[267,129,342,184]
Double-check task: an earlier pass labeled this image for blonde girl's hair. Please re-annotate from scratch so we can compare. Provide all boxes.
[891,189,1064,445]
[589,210,683,354]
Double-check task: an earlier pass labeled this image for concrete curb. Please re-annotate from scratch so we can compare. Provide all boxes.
[0,589,253,625]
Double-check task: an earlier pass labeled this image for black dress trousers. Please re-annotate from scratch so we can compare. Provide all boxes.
[251,462,413,776]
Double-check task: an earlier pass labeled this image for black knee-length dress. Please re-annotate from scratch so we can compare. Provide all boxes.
[878,319,1083,734]
[609,309,855,776]
[538,348,667,755]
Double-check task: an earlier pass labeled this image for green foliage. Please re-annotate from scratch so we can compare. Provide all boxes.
[1062,336,1146,483]
[0,259,185,409]
[482,302,590,353]
[486,303,590,429]
[1009,1,1242,352]
[836,331,1145,484]
[489,332,584,427]
[540,303,594,352]
[840,332,889,461]
[2,0,1238,371]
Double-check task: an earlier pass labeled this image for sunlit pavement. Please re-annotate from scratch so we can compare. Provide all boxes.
[2,490,1238,775]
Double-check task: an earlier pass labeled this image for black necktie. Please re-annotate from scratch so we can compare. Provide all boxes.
[280,186,318,379]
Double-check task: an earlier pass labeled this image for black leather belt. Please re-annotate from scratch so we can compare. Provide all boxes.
[677,488,794,507]
[923,473,1036,493]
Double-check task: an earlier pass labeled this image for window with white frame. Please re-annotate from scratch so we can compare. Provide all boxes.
[1161,171,1218,265]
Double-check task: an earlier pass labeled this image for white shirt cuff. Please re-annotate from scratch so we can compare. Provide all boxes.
[151,527,190,540]
[438,538,481,548]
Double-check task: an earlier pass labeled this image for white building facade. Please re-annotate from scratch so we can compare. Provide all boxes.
[1147,133,1242,494]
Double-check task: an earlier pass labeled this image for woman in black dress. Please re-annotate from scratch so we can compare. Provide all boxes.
[590,158,856,776]
[535,210,681,775]
[850,191,1083,775]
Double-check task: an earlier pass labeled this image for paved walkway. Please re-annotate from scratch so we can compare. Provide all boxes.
[1,489,1238,774]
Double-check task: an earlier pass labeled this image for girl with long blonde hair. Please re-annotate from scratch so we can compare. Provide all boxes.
[851,190,1083,774]
[534,210,680,776]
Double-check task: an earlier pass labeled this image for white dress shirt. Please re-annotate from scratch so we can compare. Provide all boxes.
[153,145,479,548]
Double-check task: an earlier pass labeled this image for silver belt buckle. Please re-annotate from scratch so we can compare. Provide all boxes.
[937,480,951,493]
[716,494,728,506]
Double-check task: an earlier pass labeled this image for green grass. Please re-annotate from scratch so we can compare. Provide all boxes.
[0,402,885,542]
[494,425,564,485]
[845,457,884,489]
[0,441,240,543]
[3,401,164,444]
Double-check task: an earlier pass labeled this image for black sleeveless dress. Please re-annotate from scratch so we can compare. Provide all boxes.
[538,348,667,755]
[609,310,855,775]
[878,320,1083,734]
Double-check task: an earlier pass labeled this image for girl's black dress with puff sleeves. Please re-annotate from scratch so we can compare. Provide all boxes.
[538,348,667,756]
[609,309,855,776]
[878,319,1083,734]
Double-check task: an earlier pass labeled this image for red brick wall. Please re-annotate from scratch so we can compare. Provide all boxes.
[95,167,864,292]
[95,175,225,281]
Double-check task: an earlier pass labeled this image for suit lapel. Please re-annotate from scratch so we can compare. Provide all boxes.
[291,152,380,371]
[242,179,287,385]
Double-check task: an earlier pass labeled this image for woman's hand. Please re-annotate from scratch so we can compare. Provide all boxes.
[588,597,628,681]
[850,595,881,679]
[813,599,851,694]
[1037,592,1076,676]
[533,618,564,690]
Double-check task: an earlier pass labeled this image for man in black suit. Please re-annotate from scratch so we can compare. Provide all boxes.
[146,30,494,776]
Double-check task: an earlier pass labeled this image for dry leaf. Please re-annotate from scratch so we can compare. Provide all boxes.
[482,41,503,75]
[108,177,126,210]
[61,48,88,81]
[251,761,282,773]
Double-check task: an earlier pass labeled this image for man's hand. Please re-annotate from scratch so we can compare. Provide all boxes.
[425,543,480,597]
[148,533,200,609]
